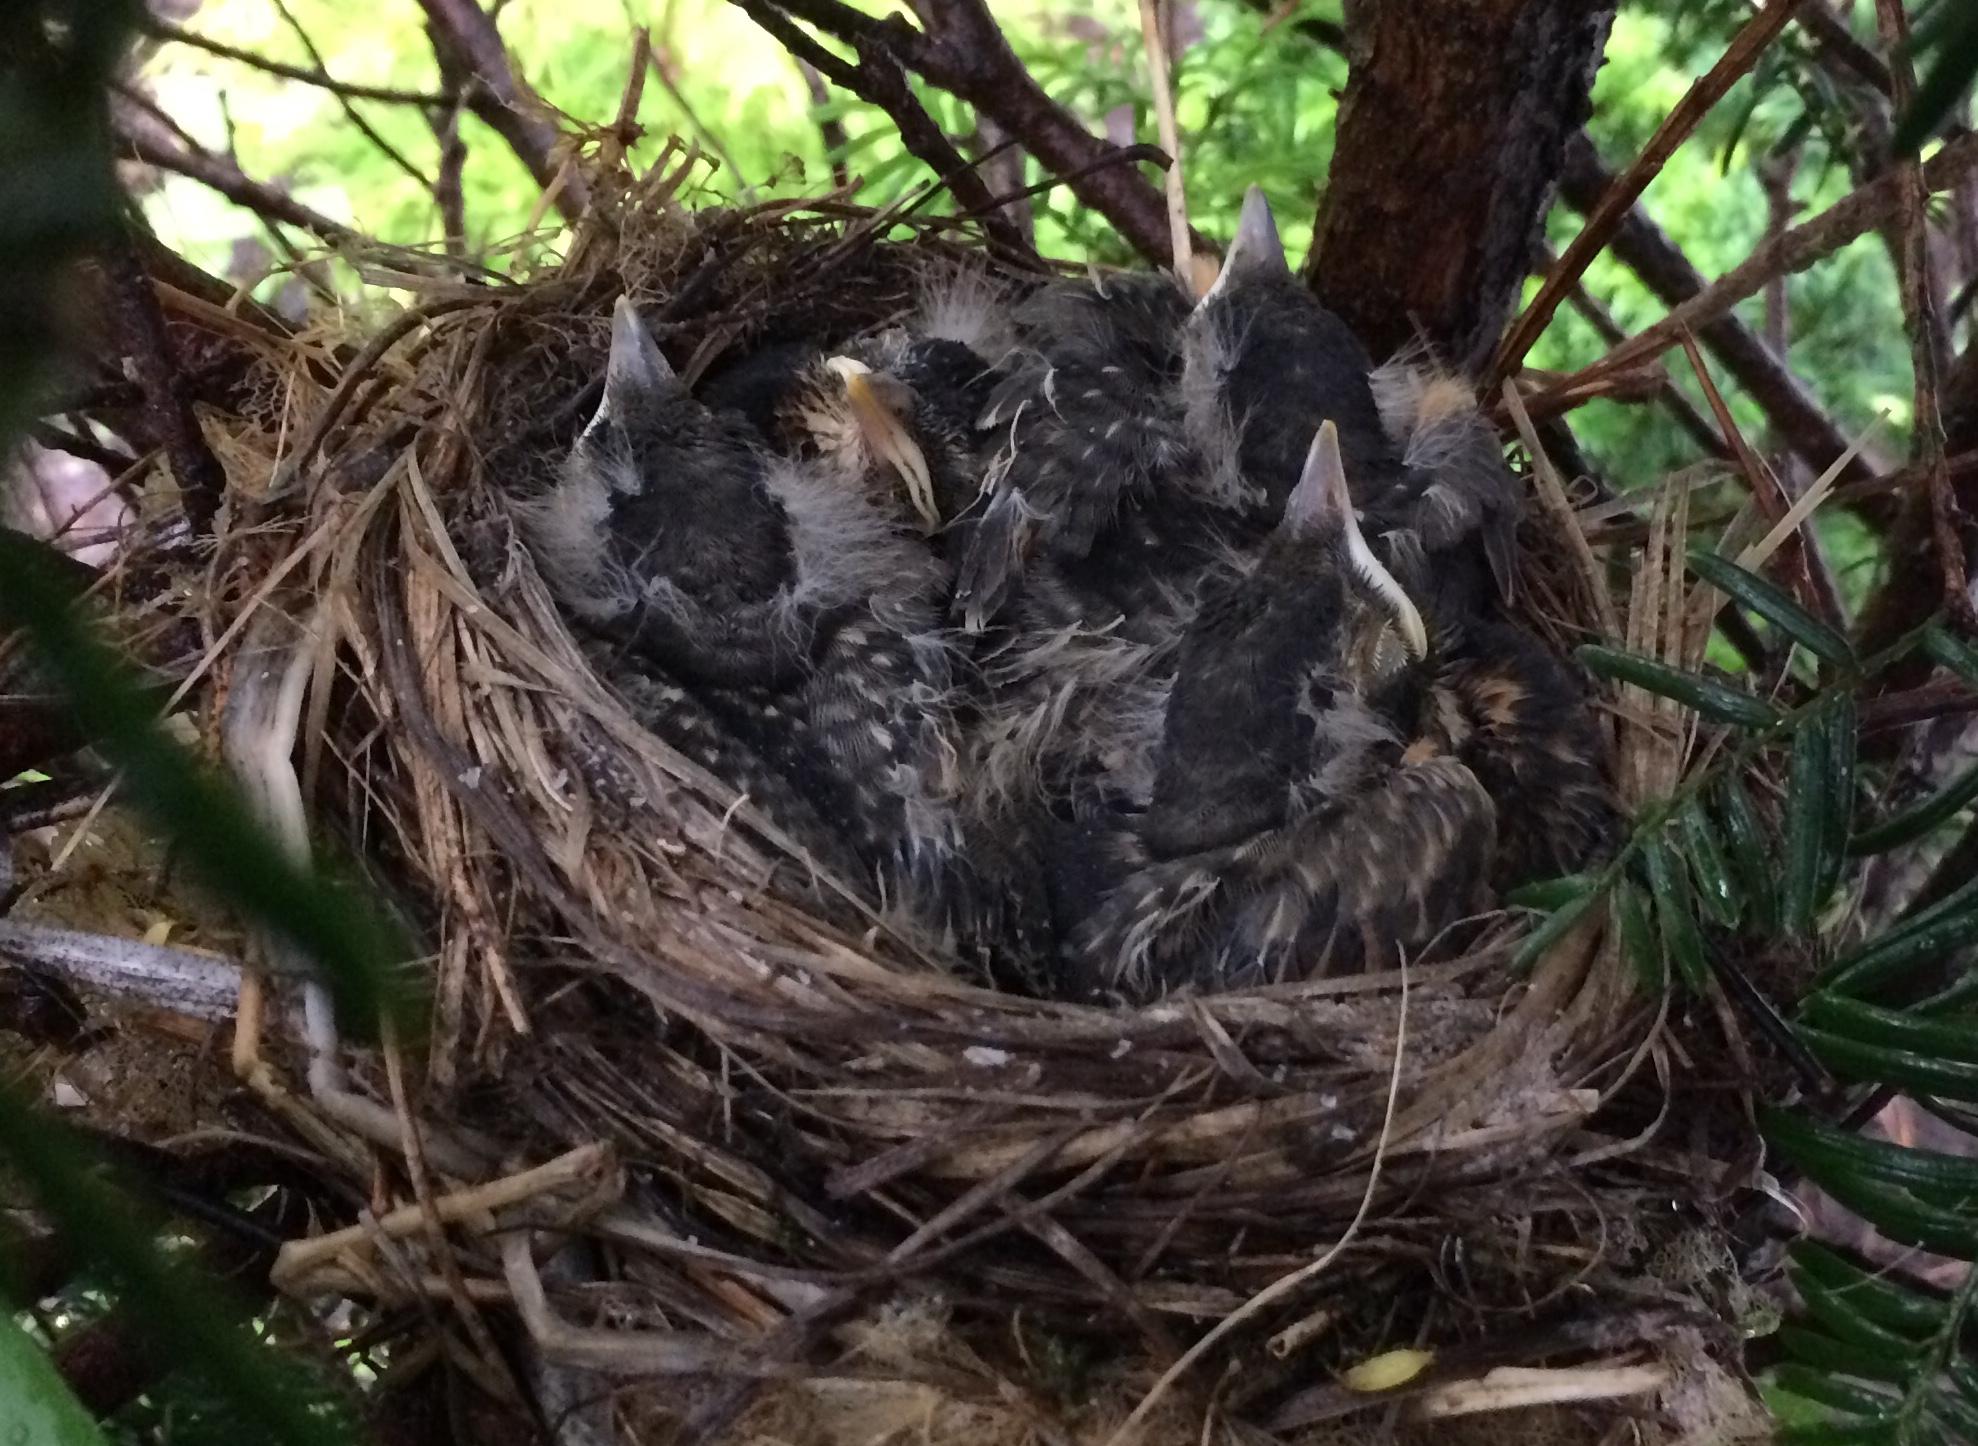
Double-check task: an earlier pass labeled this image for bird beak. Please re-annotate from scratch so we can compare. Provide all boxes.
[826,356,940,531]
[1286,421,1430,662]
[1199,185,1290,306]
[599,295,675,421]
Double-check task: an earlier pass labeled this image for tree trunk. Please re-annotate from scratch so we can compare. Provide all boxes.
[1309,0,1614,372]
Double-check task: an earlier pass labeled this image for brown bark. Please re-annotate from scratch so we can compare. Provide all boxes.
[1308,0,1614,372]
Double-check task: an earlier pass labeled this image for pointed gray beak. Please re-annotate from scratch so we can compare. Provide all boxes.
[1199,185,1290,304]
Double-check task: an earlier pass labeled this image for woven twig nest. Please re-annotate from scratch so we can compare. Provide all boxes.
[111,159,1769,1443]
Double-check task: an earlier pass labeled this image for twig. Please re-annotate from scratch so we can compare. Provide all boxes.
[103,235,228,538]
[750,0,1202,266]
[114,104,358,250]
[1542,131,1978,405]
[1878,0,1977,636]
[797,59,852,189]
[27,423,138,476]
[1491,0,1808,386]
[1555,262,1725,457]
[734,1,1034,262]
[417,0,589,221]
[270,0,434,193]
[140,16,452,107]
[1138,0,1192,282]
[1105,956,1413,1445]
[428,45,470,258]
[1678,332,1848,631]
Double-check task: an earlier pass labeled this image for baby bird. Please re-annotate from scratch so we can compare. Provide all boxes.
[1073,422,1494,999]
[955,268,1202,632]
[528,296,975,932]
[700,329,994,534]
[1183,186,1522,613]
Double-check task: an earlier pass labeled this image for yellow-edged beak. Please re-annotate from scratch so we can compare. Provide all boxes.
[826,356,940,531]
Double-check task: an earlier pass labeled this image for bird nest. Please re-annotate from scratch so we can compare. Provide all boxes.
[57,158,1777,1444]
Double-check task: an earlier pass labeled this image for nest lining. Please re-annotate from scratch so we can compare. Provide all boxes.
[59,161,1774,1439]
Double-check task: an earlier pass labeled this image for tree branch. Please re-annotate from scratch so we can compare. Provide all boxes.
[749,0,1199,267]
[1555,133,1886,490]
[1309,0,1616,370]
[1539,130,1978,408]
[139,17,452,107]
[113,101,359,249]
[1878,0,1977,638]
[102,236,226,538]
[734,1,1034,262]
[1492,0,1808,385]
[271,0,434,194]
[416,0,588,221]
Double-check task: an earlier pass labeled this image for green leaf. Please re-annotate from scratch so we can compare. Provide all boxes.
[1795,1277,1932,1365]
[1817,873,1978,997]
[1504,873,1600,912]
[1770,1362,1898,1421]
[1790,1242,1946,1336]
[1644,836,1710,993]
[1687,549,1856,666]
[1574,645,1786,728]
[1715,775,1778,934]
[0,1313,112,1446]
[1924,624,1978,688]
[1679,801,1741,928]
[1509,886,1599,974]
[1763,1105,1978,1200]
[1775,1324,1908,1385]
[1612,879,1664,994]
[1785,706,1834,935]
[0,531,422,1043]
[1820,695,1856,903]
[1798,1022,1978,1106]
[0,1080,356,1446]
[1850,755,1978,855]
[1892,0,1978,154]
[1801,994,1978,1066]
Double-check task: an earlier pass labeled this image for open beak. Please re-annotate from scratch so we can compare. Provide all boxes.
[827,357,940,531]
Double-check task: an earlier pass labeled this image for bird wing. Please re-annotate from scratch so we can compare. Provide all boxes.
[1077,755,1496,999]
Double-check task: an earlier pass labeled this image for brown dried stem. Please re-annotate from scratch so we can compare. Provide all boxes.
[270,0,434,193]
[1538,131,1978,409]
[1492,0,1808,385]
[1878,0,1977,636]
[140,17,452,107]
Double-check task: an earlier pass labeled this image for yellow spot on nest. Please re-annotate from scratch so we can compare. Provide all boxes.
[1343,1348,1436,1392]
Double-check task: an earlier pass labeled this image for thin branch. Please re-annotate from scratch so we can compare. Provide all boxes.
[428,40,470,257]
[1542,130,1978,410]
[416,0,589,221]
[1879,0,1977,636]
[1491,0,1809,386]
[102,235,227,538]
[1550,250,1727,458]
[797,59,852,190]
[27,424,138,476]
[271,0,434,193]
[140,17,452,107]
[751,0,1200,267]
[1795,0,1894,97]
[114,102,359,249]
[735,2,1034,262]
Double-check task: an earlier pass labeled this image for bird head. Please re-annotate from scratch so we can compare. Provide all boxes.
[1274,419,1430,678]
[531,297,798,684]
[798,354,942,531]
